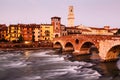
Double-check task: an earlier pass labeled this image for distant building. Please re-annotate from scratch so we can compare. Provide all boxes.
[33,24,41,42]
[66,27,82,35]
[40,24,53,41]
[0,24,8,40]
[61,24,68,36]
[109,28,118,34]
[68,6,74,27]
[8,24,21,41]
[80,29,92,34]
[51,16,61,38]
[20,24,33,42]
[77,25,118,35]
[89,27,112,35]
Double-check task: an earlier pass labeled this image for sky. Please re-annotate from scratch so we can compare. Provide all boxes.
[0,0,120,28]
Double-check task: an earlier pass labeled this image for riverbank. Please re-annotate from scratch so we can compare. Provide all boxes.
[0,47,53,51]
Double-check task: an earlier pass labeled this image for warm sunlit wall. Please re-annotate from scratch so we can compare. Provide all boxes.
[40,24,53,41]
[8,25,21,41]
[34,25,40,41]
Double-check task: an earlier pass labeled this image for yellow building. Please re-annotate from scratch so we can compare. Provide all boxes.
[8,24,21,42]
[40,24,53,41]
[33,24,41,42]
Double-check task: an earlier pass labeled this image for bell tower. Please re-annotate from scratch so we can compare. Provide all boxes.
[68,6,74,27]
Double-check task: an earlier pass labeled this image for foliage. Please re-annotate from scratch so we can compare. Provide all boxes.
[32,35,35,42]
[0,38,8,42]
[114,29,120,35]
[18,35,23,42]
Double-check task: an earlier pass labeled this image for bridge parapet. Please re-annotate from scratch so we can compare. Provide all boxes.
[53,34,120,42]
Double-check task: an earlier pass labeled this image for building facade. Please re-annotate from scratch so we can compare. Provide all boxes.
[0,24,8,40]
[51,16,61,38]
[60,25,68,36]
[8,24,21,41]
[66,27,82,35]
[77,25,118,35]
[33,24,41,42]
[21,24,33,42]
[40,24,53,41]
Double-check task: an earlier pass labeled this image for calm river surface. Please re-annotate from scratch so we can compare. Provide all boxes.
[0,49,120,80]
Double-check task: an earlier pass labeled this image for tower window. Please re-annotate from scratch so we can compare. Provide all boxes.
[56,27,58,30]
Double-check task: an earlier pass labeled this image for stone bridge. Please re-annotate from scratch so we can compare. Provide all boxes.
[53,34,120,61]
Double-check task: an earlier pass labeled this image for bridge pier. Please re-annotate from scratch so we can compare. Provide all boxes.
[73,50,80,55]
[73,48,89,55]
[53,45,62,49]
[62,47,74,52]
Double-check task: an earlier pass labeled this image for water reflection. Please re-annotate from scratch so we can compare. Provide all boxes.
[24,51,31,59]
[117,59,120,70]
[69,53,120,80]
[0,49,120,80]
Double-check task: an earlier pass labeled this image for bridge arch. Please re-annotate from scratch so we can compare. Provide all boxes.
[53,41,64,49]
[105,45,120,60]
[64,42,74,52]
[80,41,98,54]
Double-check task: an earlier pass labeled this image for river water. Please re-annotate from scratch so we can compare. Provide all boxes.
[0,49,120,80]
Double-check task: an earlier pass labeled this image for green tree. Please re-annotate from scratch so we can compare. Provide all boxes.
[18,35,23,42]
[32,35,35,42]
[0,37,8,42]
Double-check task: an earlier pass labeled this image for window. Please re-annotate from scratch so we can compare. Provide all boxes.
[56,27,58,30]
[46,34,50,36]
[75,39,79,44]
[45,38,47,40]
[55,34,59,38]
[14,31,16,33]
[45,27,50,28]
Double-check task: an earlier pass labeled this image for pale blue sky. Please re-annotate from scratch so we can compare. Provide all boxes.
[0,0,120,28]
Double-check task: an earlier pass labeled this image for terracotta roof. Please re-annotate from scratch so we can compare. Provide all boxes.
[18,24,26,27]
[0,25,7,30]
[81,29,92,32]
[66,28,81,30]
[9,24,18,27]
[41,24,52,26]
[66,27,77,29]
[0,24,7,27]
[110,28,119,30]
[51,16,61,19]
[89,27,106,30]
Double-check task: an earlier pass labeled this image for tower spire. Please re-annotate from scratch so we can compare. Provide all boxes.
[68,6,74,27]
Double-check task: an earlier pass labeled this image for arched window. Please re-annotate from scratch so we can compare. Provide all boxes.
[55,34,59,38]
[75,39,79,44]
